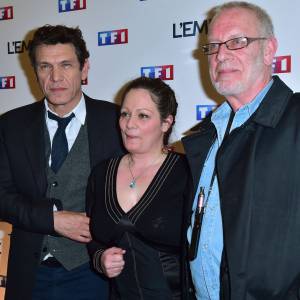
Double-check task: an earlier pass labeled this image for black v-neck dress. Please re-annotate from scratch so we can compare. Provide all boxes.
[87,152,190,300]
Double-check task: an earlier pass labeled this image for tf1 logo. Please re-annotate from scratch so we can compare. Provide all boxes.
[0,76,15,89]
[0,6,13,21]
[272,55,292,73]
[196,105,216,120]
[98,29,128,46]
[141,65,174,80]
[272,55,291,74]
[58,0,86,12]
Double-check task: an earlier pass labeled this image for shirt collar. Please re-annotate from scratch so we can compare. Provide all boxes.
[212,78,274,123]
[44,94,86,125]
[211,79,274,142]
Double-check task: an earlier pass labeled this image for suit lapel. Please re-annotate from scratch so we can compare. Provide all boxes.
[23,101,48,195]
[85,96,105,168]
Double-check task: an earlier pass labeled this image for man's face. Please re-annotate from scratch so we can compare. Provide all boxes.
[35,43,89,115]
[208,8,275,103]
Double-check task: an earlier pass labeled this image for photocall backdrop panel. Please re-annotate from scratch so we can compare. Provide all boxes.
[0,0,299,297]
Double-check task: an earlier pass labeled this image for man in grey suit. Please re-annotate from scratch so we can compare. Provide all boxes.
[0,25,123,300]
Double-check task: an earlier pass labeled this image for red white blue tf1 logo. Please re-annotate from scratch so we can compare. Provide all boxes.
[58,0,86,12]
[0,76,15,89]
[0,6,13,21]
[272,55,291,74]
[98,29,128,46]
[141,65,174,80]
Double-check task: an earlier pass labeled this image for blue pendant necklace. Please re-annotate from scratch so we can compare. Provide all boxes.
[127,154,165,189]
[129,178,137,189]
[128,155,140,189]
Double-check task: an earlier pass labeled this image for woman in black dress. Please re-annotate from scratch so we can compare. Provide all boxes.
[87,77,190,299]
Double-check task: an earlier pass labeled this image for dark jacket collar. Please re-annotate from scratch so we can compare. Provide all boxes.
[182,76,294,191]
[251,75,293,128]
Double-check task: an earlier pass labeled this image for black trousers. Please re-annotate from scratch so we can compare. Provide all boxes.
[32,262,108,300]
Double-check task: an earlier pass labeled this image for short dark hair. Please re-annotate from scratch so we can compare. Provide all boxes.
[28,24,90,70]
[121,77,178,145]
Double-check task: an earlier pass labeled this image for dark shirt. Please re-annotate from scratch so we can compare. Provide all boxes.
[87,152,190,299]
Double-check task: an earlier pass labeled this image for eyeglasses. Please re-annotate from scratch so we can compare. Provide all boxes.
[202,36,267,55]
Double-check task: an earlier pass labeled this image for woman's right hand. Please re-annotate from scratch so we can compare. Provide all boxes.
[101,247,126,278]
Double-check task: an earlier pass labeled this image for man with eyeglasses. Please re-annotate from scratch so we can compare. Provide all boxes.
[182,2,300,300]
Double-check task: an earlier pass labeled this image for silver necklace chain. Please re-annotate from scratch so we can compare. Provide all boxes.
[127,156,139,188]
[127,154,165,189]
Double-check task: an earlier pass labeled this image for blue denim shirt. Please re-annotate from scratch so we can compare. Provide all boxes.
[188,80,273,300]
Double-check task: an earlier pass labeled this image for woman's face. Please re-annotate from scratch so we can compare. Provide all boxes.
[119,88,172,155]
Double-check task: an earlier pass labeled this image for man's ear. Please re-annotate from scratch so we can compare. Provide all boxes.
[81,59,90,81]
[264,37,278,66]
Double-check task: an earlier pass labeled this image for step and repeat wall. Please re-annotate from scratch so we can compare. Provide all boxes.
[0,0,299,297]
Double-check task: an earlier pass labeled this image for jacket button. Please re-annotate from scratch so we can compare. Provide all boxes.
[42,247,47,253]
[51,181,58,187]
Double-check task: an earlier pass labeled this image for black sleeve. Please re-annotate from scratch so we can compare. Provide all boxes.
[180,156,196,299]
[86,166,108,273]
[0,118,58,234]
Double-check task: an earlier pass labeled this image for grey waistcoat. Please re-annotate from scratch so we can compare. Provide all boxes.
[43,122,91,270]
